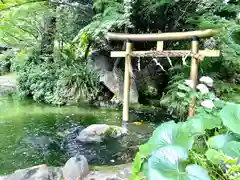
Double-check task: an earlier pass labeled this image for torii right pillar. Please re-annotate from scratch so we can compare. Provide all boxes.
[188,36,200,117]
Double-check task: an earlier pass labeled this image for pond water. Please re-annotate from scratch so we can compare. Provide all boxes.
[0,95,170,175]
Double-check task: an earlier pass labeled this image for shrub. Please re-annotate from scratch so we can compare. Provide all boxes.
[18,50,100,105]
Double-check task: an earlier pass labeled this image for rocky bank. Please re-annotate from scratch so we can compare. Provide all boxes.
[0,156,132,180]
[0,124,132,180]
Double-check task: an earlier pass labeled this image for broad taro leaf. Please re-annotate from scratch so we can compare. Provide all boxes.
[183,113,222,136]
[207,134,238,150]
[220,103,240,134]
[221,141,240,158]
[147,121,194,151]
[205,149,222,165]
[185,164,211,180]
[148,145,210,180]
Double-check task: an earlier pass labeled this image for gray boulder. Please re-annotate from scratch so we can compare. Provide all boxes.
[0,76,17,95]
[99,71,139,104]
[63,155,89,180]
[1,165,62,180]
[76,124,126,143]
[88,52,113,72]
[88,52,139,104]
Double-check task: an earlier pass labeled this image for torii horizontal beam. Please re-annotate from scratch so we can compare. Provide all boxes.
[107,29,218,41]
[110,50,220,58]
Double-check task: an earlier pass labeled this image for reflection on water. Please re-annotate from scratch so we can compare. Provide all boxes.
[0,96,169,175]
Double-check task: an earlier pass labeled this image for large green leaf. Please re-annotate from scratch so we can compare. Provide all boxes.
[148,145,210,180]
[185,165,211,180]
[221,141,240,158]
[220,103,240,134]
[205,149,222,165]
[183,113,222,136]
[131,121,193,179]
[148,121,194,151]
[207,134,237,149]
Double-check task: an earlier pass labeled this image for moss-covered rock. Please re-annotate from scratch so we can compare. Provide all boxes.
[76,124,126,143]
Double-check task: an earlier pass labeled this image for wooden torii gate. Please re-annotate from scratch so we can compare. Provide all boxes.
[106,29,220,123]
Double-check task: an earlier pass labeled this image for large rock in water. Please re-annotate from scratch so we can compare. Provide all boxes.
[76,124,126,143]
[1,165,62,180]
[100,71,139,104]
[88,51,139,104]
[63,155,89,180]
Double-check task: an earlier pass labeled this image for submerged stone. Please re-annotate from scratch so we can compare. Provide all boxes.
[76,124,126,143]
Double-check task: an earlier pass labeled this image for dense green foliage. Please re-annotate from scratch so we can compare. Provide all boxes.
[158,0,240,117]
[0,0,239,106]
[18,61,99,105]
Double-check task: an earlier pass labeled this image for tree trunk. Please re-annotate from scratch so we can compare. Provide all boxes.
[40,16,56,61]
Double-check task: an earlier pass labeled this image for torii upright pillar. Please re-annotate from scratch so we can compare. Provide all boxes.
[122,40,132,123]
[189,36,200,116]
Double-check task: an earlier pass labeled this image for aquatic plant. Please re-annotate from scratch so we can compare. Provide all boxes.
[131,100,240,179]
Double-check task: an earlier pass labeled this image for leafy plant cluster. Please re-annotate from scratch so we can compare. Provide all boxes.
[0,0,103,104]
[160,72,217,120]
[131,96,240,180]
[18,48,100,105]
[73,0,127,52]
[158,0,240,117]
[160,72,188,119]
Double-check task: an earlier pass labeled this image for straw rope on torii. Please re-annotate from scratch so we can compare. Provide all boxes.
[111,50,219,60]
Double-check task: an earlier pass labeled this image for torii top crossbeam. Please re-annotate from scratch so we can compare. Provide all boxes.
[107,29,218,41]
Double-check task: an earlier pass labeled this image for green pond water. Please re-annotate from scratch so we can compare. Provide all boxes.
[0,96,168,175]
